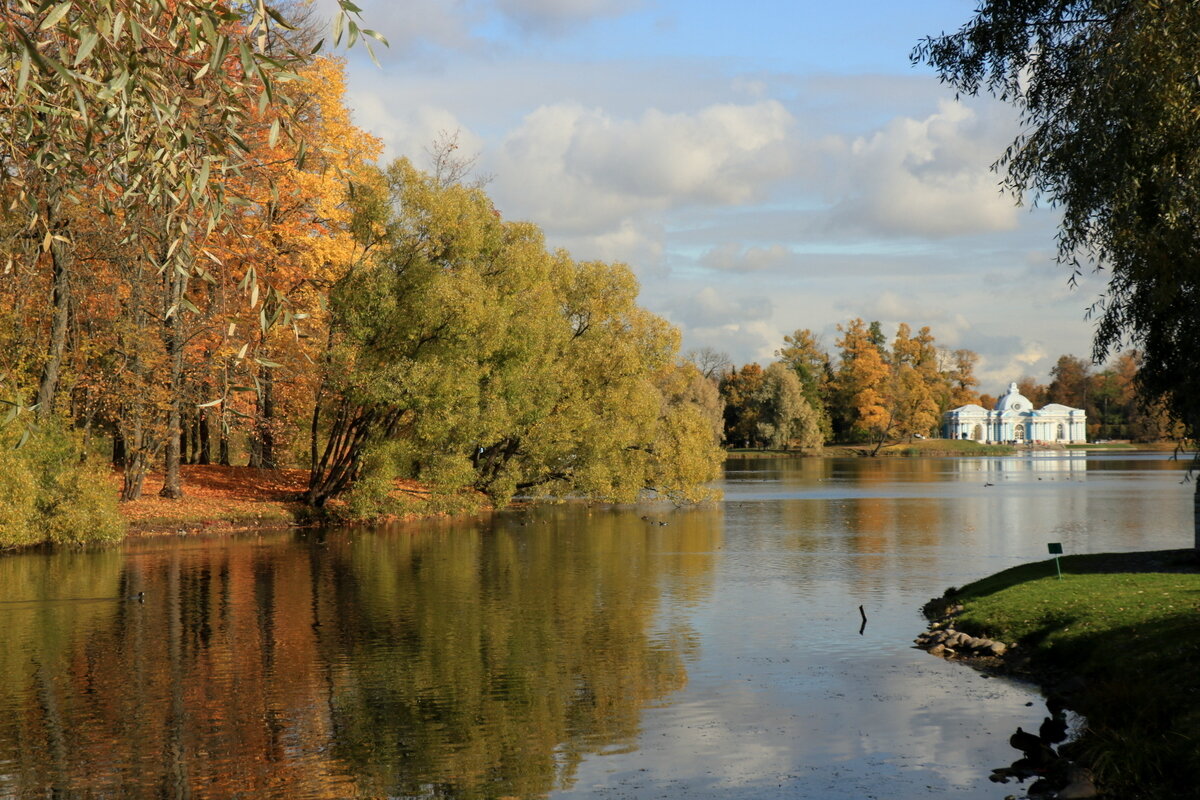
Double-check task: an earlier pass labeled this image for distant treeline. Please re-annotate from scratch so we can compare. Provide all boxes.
[688,321,1177,449]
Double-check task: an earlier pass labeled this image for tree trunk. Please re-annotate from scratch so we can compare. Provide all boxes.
[1194,481,1199,560]
[180,411,190,466]
[198,407,211,465]
[260,366,276,468]
[35,235,71,420]
[112,430,126,467]
[158,263,187,499]
[121,425,149,501]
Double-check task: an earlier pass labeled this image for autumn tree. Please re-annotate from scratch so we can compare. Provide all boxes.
[832,318,891,446]
[754,363,822,451]
[0,0,382,502]
[215,56,383,473]
[776,328,833,441]
[943,348,981,408]
[665,361,725,445]
[889,323,940,441]
[1047,355,1092,414]
[1016,377,1047,408]
[684,347,733,381]
[719,364,766,448]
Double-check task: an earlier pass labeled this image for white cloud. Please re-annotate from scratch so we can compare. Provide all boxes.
[490,101,796,235]
[346,94,486,167]
[549,218,666,269]
[821,100,1021,237]
[315,0,482,56]
[665,287,773,330]
[699,243,794,273]
[496,0,641,32]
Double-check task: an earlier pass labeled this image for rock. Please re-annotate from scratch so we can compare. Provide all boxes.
[1039,715,1068,744]
[987,641,1008,656]
[1057,766,1098,799]
[928,644,946,657]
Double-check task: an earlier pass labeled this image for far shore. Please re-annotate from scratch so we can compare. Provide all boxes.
[113,441,1189,539]
[727,439,1189,459]
[5,441,1184,546]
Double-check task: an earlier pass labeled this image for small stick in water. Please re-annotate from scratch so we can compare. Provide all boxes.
[858,604,867,635]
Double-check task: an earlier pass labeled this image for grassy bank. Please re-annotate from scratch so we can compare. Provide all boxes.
[880,439,1015,456]
[930,550,1200,798]
[727,440,1017,458]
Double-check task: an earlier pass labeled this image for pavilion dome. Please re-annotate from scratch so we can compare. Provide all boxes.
[993,382,1034,413]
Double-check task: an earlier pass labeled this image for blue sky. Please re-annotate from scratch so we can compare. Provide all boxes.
[316,0,1108,388]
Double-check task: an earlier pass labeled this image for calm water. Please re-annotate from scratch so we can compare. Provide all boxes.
[0,452,1191,799]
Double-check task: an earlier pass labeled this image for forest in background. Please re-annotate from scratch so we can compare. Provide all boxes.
[701,321,1178,450]
[0,3,723,547]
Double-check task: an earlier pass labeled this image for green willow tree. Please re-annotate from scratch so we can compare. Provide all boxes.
[307,160,722,509]
[775,328,833,441]
[754,363,822,452]
[915,1,1200,554]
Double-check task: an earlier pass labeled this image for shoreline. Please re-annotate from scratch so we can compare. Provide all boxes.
[109,445,1195,539]
[916,549,1200,799]
[727,440,1188,459]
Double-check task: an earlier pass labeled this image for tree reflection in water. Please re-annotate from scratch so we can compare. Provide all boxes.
[0,509,720,799]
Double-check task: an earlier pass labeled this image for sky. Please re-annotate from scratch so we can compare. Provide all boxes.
[313,0,1112,390]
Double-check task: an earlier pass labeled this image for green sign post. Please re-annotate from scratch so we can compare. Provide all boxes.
[1047,542,1063,580]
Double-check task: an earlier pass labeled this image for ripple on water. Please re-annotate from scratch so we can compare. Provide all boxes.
[0,454,1191,799]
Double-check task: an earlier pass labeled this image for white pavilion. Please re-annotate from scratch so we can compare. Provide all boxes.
[943,382,1087,444]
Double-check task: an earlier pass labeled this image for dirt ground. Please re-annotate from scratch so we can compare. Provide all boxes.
[115,464,429,533]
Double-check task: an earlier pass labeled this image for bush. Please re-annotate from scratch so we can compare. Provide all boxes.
[0,458,40,548]
[0,423,125,548]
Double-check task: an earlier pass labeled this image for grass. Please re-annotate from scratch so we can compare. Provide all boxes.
[1066,441,1194,452]
[935,550,1200,798]
[726,440,1017,458]
[882,439,1015,456]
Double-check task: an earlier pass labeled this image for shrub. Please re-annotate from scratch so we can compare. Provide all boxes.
[0,457,39,548]
[0,422,125,548]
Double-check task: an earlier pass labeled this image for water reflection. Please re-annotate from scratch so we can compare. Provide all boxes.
[0,454,1191,799]
[0,510,721,799]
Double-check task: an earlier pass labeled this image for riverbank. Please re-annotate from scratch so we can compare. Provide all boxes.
[919,550,1200,799]
[114,464,447,535]
[728,440,1018,457]
[730,440,1189,459]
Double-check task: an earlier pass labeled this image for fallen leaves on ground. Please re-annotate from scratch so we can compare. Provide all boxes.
[114,464,430,532]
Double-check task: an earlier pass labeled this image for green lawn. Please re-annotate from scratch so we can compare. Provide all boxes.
[882,439,1015,456]
[936,550,1200,798]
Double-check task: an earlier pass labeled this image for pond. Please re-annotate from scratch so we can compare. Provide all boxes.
[0,452,1191,799]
